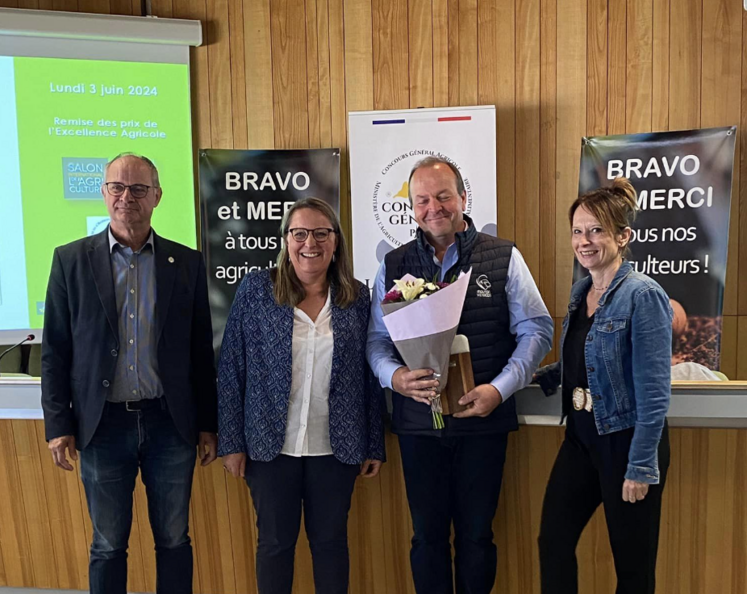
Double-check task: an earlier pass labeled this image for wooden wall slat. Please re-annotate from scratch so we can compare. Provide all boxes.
[315,0,333,147]
[494,0,516,241]
[539,0,557,317]
[555,0,586,315]
[447,0,459,106]
[151,0,173,17]
[305,0,322,148]
[515,0,541,276]
[432,0,449,106]
[11,420,57,588]
[651,0,669,131]
[242,0,275,148]
[607,0,626,135]
[0,421,34,586]
[626,0,652,133]
[371,0,409,110]
[272,0,310,148]
[228,0,248,149]
[34,421,88,590]
[408,0,433,108]
[668,0,702,130]
[207,0,234,149]
[586,0,607,136]
[721,315,738,379]
[457,0,477,105]
[741,10,747,318]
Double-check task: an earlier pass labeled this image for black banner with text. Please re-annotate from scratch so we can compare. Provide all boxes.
[576,127,736,370]
[199,148,340,350]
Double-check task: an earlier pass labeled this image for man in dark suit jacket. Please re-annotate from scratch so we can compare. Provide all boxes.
[42,153,218,594]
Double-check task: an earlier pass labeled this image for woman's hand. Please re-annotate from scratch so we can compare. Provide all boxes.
[222,452,247,478]
[622,479,649,503]
[360,459,383,478]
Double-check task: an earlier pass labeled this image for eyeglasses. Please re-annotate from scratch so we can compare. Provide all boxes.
[288,227,335,243]
[104,182,156,199]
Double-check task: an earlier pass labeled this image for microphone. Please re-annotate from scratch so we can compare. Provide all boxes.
[0,334,35,377]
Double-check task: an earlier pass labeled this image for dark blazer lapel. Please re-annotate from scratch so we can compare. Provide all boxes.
[88,230,119,346]
[154,233,176,342]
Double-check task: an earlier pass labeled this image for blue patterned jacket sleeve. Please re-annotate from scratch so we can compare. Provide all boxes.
[217,274,249,457]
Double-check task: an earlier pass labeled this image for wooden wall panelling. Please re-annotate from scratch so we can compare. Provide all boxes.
[34,421,88,590]
[314,0,333,148]
[457,0,477,106]
[651,0,669,132]
[625,0,652,134]
[271,0,309,149]
[515,0,541,277]
[586,0,607,136]
[739,317,747,379]
[191,464,237,593]
[494,0,516,242]
[327,0,349,231]
[151,0,173,17]
[447,0,459,107]
[77,0,111,13]
[701,0,741,317]
[372,0,409,110]
[554,0,586,316]
[721,315,738,379]
[223,477,258,593]
[733,430,747,593]
[0,421,34,586]
[379,432,416,594]
[539,0,557,316]
[607,0,626,135]
[11,419,56,588]
[172,1,211,151]
[348,473,388,593]
[242,0,275,148]
[432,0,448,106]
[408,0,433,108]
[741,9,747,318]
[306,0,322,148]
[668,0,702,131]
[228,0,248,149]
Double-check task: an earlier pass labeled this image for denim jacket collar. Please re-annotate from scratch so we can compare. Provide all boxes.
[568,260,634,312]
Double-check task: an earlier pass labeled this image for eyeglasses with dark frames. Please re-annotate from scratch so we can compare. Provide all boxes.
[288,227,336,243]
[104,182,156,199]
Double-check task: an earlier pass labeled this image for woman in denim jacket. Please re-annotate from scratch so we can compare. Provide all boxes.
[217,198,385,594]
[536,178,672,594]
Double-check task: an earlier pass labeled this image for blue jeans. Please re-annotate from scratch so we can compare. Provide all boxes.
[398,433,509,594]
[80,400,196,594]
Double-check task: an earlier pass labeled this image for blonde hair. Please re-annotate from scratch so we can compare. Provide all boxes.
[569,177,638,257]
[271,198,358,308]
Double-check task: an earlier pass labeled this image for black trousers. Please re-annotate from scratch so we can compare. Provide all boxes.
[245,454,360,594]
[398,433,509,594]
[538,411,670,594]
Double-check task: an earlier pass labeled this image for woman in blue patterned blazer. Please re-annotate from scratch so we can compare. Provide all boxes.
[217,197,386,594]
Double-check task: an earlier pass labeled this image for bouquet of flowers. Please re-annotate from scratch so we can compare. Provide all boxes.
[381,269,472,429]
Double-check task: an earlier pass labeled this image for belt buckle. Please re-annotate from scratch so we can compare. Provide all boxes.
[572,387,593,412]
[125,400,138,412]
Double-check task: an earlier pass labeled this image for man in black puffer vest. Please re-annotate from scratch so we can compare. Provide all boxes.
[367,157,553,594]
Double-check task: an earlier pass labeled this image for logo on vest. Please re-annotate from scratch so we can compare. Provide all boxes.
[476,274,492,298]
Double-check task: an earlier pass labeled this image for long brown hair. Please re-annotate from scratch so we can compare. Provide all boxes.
[271,198,358,308]
[568,177,638,257]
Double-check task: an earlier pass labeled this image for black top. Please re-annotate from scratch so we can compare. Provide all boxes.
[562,294,595,416]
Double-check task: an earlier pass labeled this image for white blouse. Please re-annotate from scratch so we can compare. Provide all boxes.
[281,290,334,457]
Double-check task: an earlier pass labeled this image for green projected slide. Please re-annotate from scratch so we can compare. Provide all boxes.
[0,56,196,333]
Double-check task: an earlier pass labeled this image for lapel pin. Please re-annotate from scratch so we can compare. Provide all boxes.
[168,256,175,263]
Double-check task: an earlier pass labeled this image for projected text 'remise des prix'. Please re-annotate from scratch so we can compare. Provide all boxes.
[48,117,166,139]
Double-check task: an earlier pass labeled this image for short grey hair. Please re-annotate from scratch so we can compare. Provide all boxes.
[407,156,465,201]
[105,152,160,187]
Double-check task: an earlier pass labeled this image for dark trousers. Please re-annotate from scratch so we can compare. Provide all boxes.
[245,454,360,594]
[398,433,509,594]
[538,411,670,594]
[80,400,196,594]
